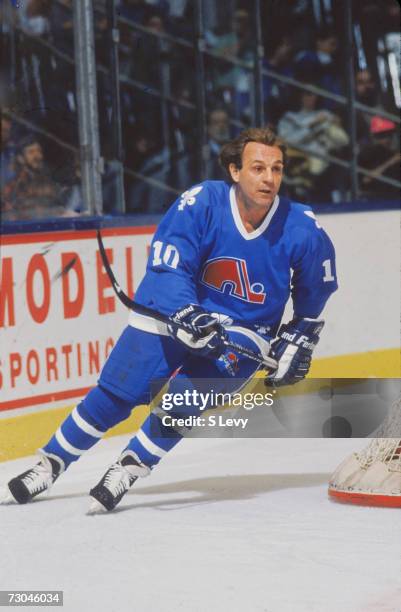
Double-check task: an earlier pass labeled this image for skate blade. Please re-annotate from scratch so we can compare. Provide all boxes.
[87,497,108,515]
[0,487,17,505]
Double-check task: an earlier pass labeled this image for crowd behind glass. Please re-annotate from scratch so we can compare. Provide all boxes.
[1,0,399,222]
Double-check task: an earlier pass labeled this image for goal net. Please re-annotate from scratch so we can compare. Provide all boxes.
[328,394,401,507]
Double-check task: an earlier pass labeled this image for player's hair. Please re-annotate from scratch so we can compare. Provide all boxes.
[219,127,286,179]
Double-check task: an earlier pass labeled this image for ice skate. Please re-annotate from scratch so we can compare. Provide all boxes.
[1,453,64,505]
[88,451,150,514]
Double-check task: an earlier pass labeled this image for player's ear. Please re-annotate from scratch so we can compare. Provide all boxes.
[229,163,240,183]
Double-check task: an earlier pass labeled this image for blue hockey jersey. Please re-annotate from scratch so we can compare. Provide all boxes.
[134,181,338,337]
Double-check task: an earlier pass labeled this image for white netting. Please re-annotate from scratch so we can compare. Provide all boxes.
[355,438,401,472]
[328,395,401,505]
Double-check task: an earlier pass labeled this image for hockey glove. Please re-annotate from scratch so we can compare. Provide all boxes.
[168,304,228,359]
[265,317,324,387]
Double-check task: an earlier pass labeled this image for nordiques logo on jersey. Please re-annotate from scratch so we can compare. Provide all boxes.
[200,257,266,304]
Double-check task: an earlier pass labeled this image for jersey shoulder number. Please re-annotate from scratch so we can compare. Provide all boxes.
[303,209,322,229]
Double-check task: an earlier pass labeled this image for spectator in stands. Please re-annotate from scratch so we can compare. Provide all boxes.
[62,152,85,216]
[127,128,172,213]
[205,107,231,179]
[264,36,296,123]
[117,0,155,62]
[381,0,400,76]
[1,116,18,187]
[171,106,231,189]
[18,0,51,36]
[167,79,198,189]
[294,26,342,109]
[358,116,400,200]
[127,107,232,212]
[355,69,379,108]
[355,69,381,146]
[206,8,253,120]
[355,0,400,110]
[172,0,204,40]
[128,8,172,85]
[118,0,147,23]
[2,135,64,221]
[277,89,349,201]
[118,0,168,25]
[267,36,295,76]
[124,8,178,152]
[14,2,55,132]
[63,154,129,217]
[1,0,17,65]
[49,0,73,53]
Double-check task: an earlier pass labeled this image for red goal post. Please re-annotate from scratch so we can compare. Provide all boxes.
[328,396,401,507]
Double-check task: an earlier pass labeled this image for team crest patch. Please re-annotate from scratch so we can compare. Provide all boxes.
[201,257,266,304]
[178,185,203,211]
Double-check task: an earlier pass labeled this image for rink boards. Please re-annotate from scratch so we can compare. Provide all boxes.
[1,207,399,460]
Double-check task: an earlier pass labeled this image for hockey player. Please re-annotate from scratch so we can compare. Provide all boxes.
[2,127,337,512]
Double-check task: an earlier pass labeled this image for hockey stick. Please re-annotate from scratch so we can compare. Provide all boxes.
[96,230,278,371]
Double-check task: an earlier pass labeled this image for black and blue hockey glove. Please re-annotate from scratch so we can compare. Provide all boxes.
[168,304,228,359]
[265,317,324,387]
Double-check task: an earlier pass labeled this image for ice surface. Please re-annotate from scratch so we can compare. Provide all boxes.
[1,436,400,612]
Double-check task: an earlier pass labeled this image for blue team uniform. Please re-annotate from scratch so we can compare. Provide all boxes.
[135,180,336,330]
[43,181,337,470]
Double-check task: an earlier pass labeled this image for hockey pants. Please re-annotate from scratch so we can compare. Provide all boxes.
[42,325,268,470]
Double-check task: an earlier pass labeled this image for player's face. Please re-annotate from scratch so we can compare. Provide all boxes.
[229,143,284,210]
